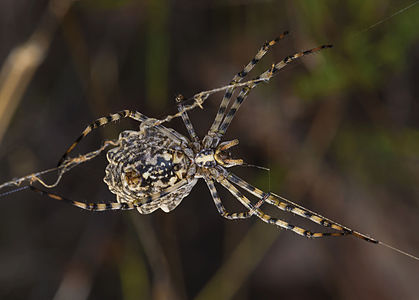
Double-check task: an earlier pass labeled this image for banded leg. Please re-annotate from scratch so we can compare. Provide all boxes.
[218,178,351,239]
[176,94,199,143]
[204,32,289,147]
[205,177,265,220]
[29,186,136,211]
[226,171,378,243]
[57,110,184,167]
[215,45,333,140]
[29,178,190,211]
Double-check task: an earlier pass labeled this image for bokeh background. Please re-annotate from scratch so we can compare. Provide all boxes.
[1,1,419,299]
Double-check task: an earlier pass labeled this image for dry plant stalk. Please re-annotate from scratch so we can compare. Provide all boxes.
[0,0,76,142]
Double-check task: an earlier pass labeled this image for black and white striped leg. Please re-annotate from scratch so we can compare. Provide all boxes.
[205,177,265,220]
[214,45,333,141]
[176,94,199,143]
[29,186,136,211]
[216,84,254,137]
[29,178,190,212]
[218,178,352,239]
[204,32,289,147]
[226,172,378,243]
[255,44,333,83]
[57,110,184,167]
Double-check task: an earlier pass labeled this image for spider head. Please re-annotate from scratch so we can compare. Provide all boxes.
[214,139,243,168]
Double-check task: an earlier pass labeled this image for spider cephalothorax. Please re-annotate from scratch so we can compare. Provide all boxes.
[194,140,242,168]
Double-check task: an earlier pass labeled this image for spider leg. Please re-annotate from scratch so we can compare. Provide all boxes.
[176,94,199,143]
[204,177,265,220]
[225,171,379,243]
[214,45,333,140]
[217,177,353,239]
[204,32,289,147]
[29,178,190,211]
[29,185,136,211]
[57,110,185,167]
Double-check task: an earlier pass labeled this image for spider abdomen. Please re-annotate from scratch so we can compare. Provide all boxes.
[104,128,196,214]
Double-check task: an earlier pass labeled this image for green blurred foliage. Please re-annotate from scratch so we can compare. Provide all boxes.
[288,0,419,193]
[334,127,419,188]
[295,0,419,98]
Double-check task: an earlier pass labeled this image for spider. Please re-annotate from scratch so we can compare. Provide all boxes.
[27,32,418,259]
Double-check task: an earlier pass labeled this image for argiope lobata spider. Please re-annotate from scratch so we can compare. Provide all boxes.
[25,32,418,260]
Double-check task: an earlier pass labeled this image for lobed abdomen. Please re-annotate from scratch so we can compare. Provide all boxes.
[104,128,196,214]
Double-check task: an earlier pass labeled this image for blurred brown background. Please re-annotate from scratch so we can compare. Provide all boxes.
[0,0,419,299]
